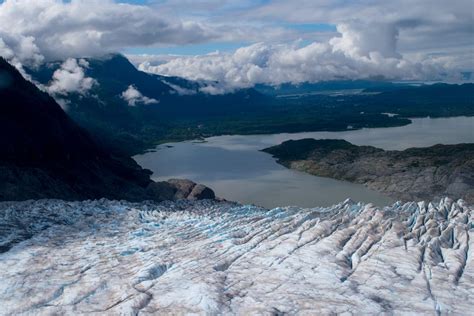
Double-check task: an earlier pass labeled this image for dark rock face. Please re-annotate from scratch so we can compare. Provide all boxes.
[167,179,197,199]
[0,57,214,202]
[263,139,474,203]
[145,182,177,201]
[188,184,216,200]
[146,180,215,201]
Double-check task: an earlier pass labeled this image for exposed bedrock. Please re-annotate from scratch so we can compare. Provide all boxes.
[263,139,474,204]
[146,179,216,201]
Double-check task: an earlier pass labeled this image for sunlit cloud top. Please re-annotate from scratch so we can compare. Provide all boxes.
[0,0,472,91]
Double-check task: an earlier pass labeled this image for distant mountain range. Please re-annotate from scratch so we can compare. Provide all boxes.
[254,80,404,96]
[25,54,474,157]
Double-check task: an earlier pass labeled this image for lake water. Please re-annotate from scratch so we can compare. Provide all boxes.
[134,116,474,208]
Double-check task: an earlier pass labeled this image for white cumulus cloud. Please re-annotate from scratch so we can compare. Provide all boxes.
[0,0,471,93]
[0,32,44,78]
[121,85,159,106]
[134,21,459,93]
[47,58,96,95]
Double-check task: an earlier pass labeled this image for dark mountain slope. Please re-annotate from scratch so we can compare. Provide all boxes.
[28,54,270,155]
[87,54,174,97]
[0,57,213,201]
[84,54,268,119]
[0,64,103,163]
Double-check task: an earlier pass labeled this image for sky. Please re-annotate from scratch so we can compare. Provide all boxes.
[0,0,473,92]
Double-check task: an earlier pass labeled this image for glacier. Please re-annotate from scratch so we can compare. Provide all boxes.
[0,198,472,315]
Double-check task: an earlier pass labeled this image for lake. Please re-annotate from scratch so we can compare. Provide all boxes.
[134,116,474,208]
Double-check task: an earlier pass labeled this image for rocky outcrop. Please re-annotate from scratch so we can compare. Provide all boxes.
[0,57,214,203]
[263,139,474,204]
[0,198,472,314]
[146,179,215,201]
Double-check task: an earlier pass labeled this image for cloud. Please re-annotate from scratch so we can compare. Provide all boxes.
[135,21,460,93]
[330,23,400,59]
[247,1,474,55]
[0,32,44,78]
[0,0,224,62]
[47,58,96,95]
[0,33,44,66]
[162,80,197,96]
[0,0,471,93]
[133,7,472,92]
[121,85,159,106]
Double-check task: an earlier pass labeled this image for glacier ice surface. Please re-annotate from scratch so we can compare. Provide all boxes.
[0,198,472,315]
